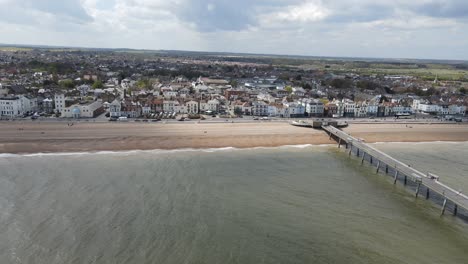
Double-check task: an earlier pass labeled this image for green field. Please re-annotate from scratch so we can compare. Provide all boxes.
[296,61,468,81]
[0,46,33,52]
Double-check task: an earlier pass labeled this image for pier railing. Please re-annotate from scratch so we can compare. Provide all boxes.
[322,125,468,220]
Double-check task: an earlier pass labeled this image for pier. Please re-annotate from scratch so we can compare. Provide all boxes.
[322,125,468,220]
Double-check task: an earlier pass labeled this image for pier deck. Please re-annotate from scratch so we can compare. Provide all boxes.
[322,125,468,216]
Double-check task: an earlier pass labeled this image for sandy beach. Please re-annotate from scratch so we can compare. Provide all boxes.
[0,122,467,154]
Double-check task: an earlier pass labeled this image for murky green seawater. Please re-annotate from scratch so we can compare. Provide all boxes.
[1,146,467,264]
[375,141,468,193]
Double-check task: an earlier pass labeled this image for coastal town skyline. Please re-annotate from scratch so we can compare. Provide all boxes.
[0,0,467,60]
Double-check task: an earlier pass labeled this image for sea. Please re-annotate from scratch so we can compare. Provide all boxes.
[0,143,468,264]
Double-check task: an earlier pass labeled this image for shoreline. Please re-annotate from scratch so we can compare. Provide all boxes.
[1,140,468,157]
[0,144,330,157]
[0,122,467,155]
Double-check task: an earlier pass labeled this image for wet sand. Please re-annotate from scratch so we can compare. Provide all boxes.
[0,122,467,154]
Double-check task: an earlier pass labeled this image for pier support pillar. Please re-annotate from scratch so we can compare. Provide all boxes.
[370,156,373,164]
[454,204,458,216]
[385,165,389,174]
[426,188,430,199]
[376,161,380,173]
[393,171,398,184]
[404,175,407,185]
[345,143,348,149]
[361,152,365,165]
[338,138,341,148]
[415,183,421,198]
[348,148,352,157]
[357,148,360,157]
[441,198,447,215]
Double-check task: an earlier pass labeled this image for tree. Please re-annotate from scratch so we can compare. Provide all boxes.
[301,83,312,90]
[234,107,243,116]
[279,74,290,81]
[43,79,57,86]
[136,79,151,89]
[357,80,379,90]
[230,80,239,87]
[59,79,75,89]
[92,80,103,89]
[330,78,353,89]
[460,87,467,94]
[285,86,293,93]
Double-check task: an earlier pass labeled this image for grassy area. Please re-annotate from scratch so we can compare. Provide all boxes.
[0,46,33,52]
[295,61,468,81]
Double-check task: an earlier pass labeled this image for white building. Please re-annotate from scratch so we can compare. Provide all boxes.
[283,102,305,118]
[200,99,220,113]
[439,105,450,115]
[186,100,199,114]
[300,99,324,117]
[367,105,379,116]
[344,101,356,117]
[19,96,37,114]
[77,85,91,96]
[354,103,368,118]
[448,105,466,115]
[412,99,424,111]
[142,106,152,115]
[175,103,188,114]
[268,103,280,117]
[163,91,178,99]
[0,96,23,117]
[418,103,440,114]
[54,93,65,114]
[109,99,121,117]
[334,101,345,117]
[0,95,37,117]
[292,87,306,97]
[163,100,178,112]
[257,93,276,103]
[252,101,269,116]
[61,101,104,118]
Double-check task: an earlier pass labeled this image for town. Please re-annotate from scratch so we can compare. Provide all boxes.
[0,47,466,122]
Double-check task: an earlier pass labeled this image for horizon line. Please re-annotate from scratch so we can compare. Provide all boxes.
[1,42,467,63]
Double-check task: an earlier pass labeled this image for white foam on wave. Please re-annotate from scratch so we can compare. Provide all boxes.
[0,144,334,158]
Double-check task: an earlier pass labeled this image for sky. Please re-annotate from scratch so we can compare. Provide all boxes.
[0,0,467,60]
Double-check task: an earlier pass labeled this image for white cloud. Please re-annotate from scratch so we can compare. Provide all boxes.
[0,0,467,59]
[276,1,329,22]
